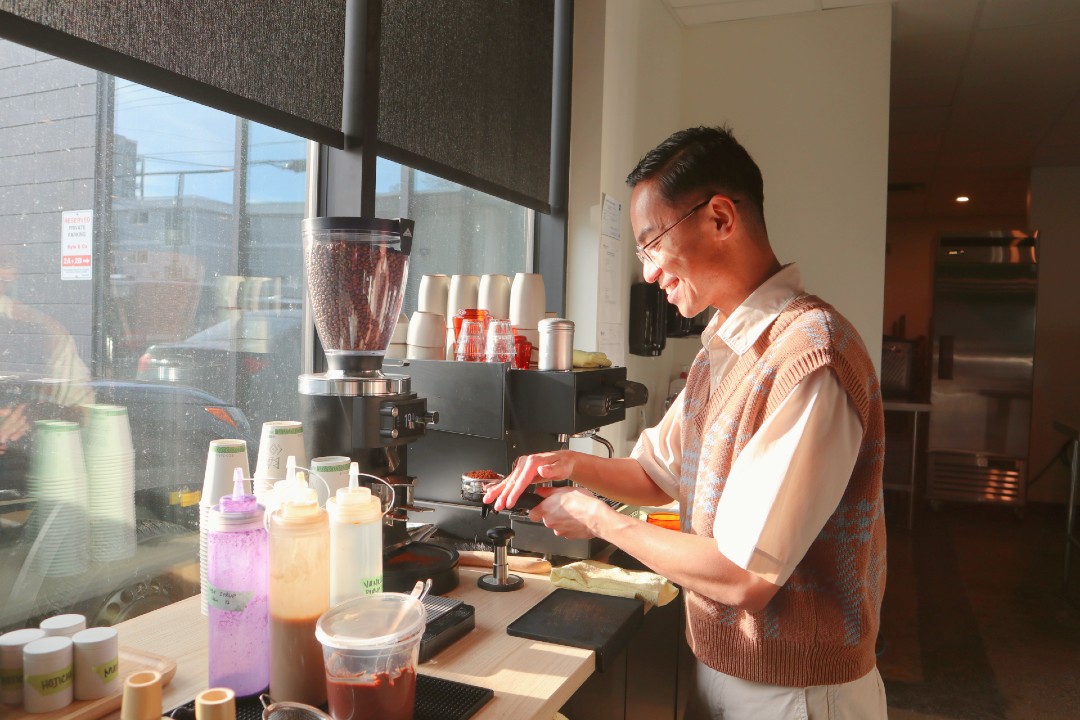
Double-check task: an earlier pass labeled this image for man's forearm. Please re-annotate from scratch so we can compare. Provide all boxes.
[569,453,674,507]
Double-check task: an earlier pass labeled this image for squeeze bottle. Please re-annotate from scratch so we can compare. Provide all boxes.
[206,468,269,696]
[267,459,329,706]
[328,462,384,606]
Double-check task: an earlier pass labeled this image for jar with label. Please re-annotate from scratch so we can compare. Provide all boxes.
[23,635,73,713]
[538,318,575,371]
[73,627,119,700]
[207,468,269,697]
[0,628,46,706]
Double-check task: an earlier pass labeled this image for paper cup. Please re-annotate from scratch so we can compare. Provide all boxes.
[407,312,446,348]
[311,456,352,506]
[254,421,306,500]
[478,274,511,320]
[447,275,480,326]
[417,274,450,318]
[510,273,546,331]
[406,345,443,361]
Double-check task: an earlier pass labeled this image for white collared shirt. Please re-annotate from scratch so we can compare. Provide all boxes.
[631,264,863,586]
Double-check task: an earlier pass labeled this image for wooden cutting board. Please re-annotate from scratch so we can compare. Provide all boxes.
[7,646,176,720]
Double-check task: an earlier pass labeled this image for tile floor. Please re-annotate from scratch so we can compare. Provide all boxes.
[878,498,1080,720]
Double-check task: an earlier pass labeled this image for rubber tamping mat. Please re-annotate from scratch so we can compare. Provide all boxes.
[506,588,645,671]
[168,675,493,720]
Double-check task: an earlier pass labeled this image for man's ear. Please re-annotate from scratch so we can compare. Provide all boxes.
[707,195,740,238]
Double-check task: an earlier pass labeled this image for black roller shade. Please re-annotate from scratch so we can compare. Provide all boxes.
[0,0,346,146]
[376,0,555,212]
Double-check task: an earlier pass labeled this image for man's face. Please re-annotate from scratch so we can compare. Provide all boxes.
[629,181,713,318]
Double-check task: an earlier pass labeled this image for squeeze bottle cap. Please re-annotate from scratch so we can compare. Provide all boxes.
[330,462,380,522]
[219,467,257,513]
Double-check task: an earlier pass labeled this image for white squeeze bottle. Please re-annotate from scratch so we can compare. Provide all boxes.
[327,462,384,606]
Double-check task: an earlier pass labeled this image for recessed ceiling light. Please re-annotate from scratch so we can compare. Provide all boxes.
[956,195,970,203]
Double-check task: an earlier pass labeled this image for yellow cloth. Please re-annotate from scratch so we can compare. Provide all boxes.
[549,559,679,607]
[572,350,612,368]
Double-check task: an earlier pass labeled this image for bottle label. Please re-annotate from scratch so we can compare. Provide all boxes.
[207,584,253,612]
[94,658,119,684]
[362,576,383,594]
[25,665,73,696]
[0,666,22,691]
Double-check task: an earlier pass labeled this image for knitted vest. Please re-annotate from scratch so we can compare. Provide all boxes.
[679,294,886,687]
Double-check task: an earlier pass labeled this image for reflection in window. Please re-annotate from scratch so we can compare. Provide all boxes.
[0,41,305,631]
[374,157,530,318]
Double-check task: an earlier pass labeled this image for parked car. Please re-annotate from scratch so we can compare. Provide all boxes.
[136,309,302,431]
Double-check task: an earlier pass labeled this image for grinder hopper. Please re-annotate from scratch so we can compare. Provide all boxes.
[302,216,414,374]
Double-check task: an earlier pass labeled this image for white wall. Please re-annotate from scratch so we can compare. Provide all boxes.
[566,1,892,458]
[1029,166,1080,503]
[680,5,891,368]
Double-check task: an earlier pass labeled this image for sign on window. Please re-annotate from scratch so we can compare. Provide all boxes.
[61,209,93,280]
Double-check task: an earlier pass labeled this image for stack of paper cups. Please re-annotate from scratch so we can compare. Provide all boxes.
[199,438,251,615]
[26,421,89,577]
[253,421,307,503]
[446,275,480,358]
[82,405,136,563]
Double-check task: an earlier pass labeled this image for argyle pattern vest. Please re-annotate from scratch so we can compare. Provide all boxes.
[679,294,886,687]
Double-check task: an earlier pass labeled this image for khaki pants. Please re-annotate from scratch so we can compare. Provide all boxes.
[685,661,887,720]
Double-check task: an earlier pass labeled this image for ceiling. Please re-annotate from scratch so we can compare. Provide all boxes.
[663,0,1080,221]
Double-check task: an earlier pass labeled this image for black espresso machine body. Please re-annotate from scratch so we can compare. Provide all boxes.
[395,359,647,557]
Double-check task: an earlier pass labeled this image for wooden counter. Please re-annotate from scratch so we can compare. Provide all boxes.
[109,567,595,720]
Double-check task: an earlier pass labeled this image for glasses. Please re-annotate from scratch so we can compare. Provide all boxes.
[634,197,711,265]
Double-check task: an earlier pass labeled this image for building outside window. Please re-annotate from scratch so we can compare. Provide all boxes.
[0,39,529,631]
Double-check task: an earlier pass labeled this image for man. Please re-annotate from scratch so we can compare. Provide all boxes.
[485,126,887,718]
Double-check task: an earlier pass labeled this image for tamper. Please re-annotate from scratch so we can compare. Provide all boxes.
[477,526,524,592]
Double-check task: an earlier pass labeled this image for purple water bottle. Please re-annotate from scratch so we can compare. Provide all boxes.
[207,468,269,696]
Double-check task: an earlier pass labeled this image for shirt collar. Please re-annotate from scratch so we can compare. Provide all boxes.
[702,263,804,356]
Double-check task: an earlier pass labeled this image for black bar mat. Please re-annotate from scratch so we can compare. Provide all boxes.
[168,675,493,720]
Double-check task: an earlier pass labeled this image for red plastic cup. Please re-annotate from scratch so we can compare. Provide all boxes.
[513,340,532,369]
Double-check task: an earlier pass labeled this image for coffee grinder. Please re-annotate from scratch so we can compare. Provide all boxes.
[297,217,447,591]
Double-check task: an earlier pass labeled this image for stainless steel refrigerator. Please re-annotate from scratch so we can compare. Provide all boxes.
[927,232,1038,508]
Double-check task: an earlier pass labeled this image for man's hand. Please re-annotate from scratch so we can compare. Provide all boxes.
[483,449,580,511]
[527,486,607,539]
[0,404,29,454]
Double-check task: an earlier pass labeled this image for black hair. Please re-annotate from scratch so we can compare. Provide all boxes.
[626,125,765,218]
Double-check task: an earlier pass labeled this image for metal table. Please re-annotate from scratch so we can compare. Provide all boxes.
[883,401,932,529]
[1054,419,1080,587]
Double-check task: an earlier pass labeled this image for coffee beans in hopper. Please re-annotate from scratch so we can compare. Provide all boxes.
[307,240,409,353]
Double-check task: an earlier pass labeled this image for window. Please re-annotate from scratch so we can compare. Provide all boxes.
[0,41,305,631]
[374,157,531,318]
[0,39,536,633]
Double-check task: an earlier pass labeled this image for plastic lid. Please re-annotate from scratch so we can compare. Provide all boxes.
[315,593,426,650]
[72,627,117,648]
[0,628,46,649]
[24,635,72,658]
[40,614,85,634]
[330,487,381,523]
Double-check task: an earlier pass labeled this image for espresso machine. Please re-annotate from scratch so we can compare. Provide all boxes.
[296,217,445,590]
[399,359,647,559]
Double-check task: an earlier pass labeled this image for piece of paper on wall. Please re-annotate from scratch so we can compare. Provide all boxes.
[598,322,625,368]
[599,234,622,326]
[601,194,622,241]
[60,209,93,280]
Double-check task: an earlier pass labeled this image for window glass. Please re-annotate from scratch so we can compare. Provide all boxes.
[374,157,530,319]
[0,41,305,631]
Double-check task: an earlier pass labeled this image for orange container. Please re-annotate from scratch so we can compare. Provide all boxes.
[646,512,680,531]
